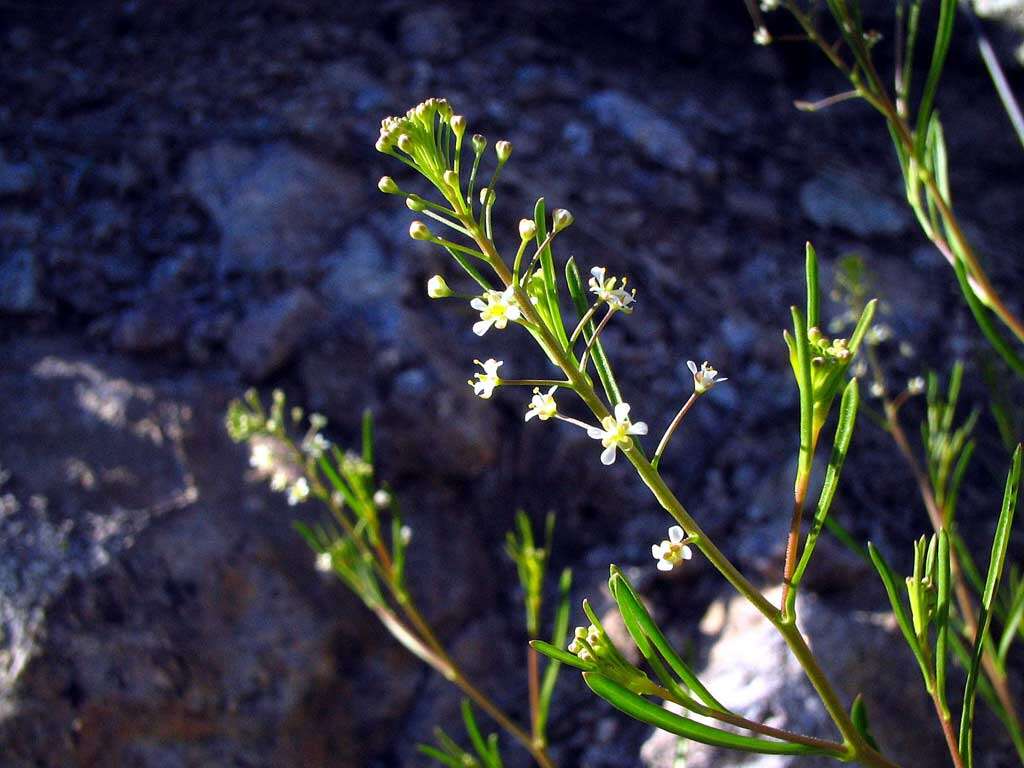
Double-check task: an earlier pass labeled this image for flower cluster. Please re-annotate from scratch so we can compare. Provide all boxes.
[807,327,851,368]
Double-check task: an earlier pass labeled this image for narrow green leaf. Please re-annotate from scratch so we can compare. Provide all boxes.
[960,445,1022,764]
[913,0,956,161]
[610,570,723,710]
[461,700,493,767]
[417,744,465,768]
[318,453,360,511]
[583,674,826,756]
[790,306,814,480]
[788,379,860,614]
[952,253,1024,378]
[531,640,590,671]
[936,529,952,716]
[441,244,492,292]
[805,242,820,330]
[851,694,880,751]
[566,257,622,404]
[538,567,573,737]
[867,543,932,686]
[998,580,1024,664]
[361,409,374,467]
[534,198,570,350]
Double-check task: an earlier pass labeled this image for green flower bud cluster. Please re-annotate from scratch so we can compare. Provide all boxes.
[565,602,655,696]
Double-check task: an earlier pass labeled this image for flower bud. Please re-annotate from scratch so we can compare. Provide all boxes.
[443,169,459,189]
[406,194,427,212]
[450,114,466,137]
[472,134,487,154]
[495,140,512,162]
[409,221,432,240]
[552,208,574,232]
[519,219,537,241]
[427,275,452,298]
[378,176,399,194]
[480,188,495,206]
[397,134,413,153]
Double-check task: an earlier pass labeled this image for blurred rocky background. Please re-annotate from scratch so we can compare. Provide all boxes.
[1,1,1023,766]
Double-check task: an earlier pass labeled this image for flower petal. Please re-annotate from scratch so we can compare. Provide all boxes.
[601,445,617,465]
[470,298,487,311]
[681,545,693,560]
[657,559,673,572]
[629,421,648,436]
[687,360,698,375]
[525,409,537,422]
[651,544,663,559]
[586,427,606,440]
[473,320,491,336]
[614,402,631,422]
[668,525,684,543]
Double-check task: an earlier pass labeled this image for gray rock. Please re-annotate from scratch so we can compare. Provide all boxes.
[398,7,461,60]
[319,227,401,342]
[0,154,37,197]
[185,143,362,274]
[229,288,325,380]
[799,172,910,238]
[641,587,952,768]
[0,250,44,314]
[111,304,185,352]
[586,91,698,173]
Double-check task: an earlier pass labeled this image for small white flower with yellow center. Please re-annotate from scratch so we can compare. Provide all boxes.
[754,26,772,45]
[373,489,392,508]
[315,551,333,573]
[587,402,648,465]
[471,288,520,336]
[652,525,693,571]
[907,376,925,395]
[588,267,635,312]
[249,442,274,472]
[688,360,727,394]
[525,386,558,422]
[287,477,310,506]
[469,358,503,399]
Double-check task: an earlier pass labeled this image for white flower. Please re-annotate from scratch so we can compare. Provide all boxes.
[399,525,413,545]
[469,358,503,399]
[287,477,310,506]
[525,386,558,422]
[249,442,274,472]
[866,324,893,346]
[270,470,289,491]
[588,267,635,312]
[760,0,779,10]
[470,288,521,336]
[869,381,885,398]
[373,489,392,508]
[315,551,333,573]
[302,433,330,459]
[586,402,648,465]
[427,275,452,298]
[754,26,772,45]
[907,376,925,395]
[652,525,693,571]
[687,360,727,394]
